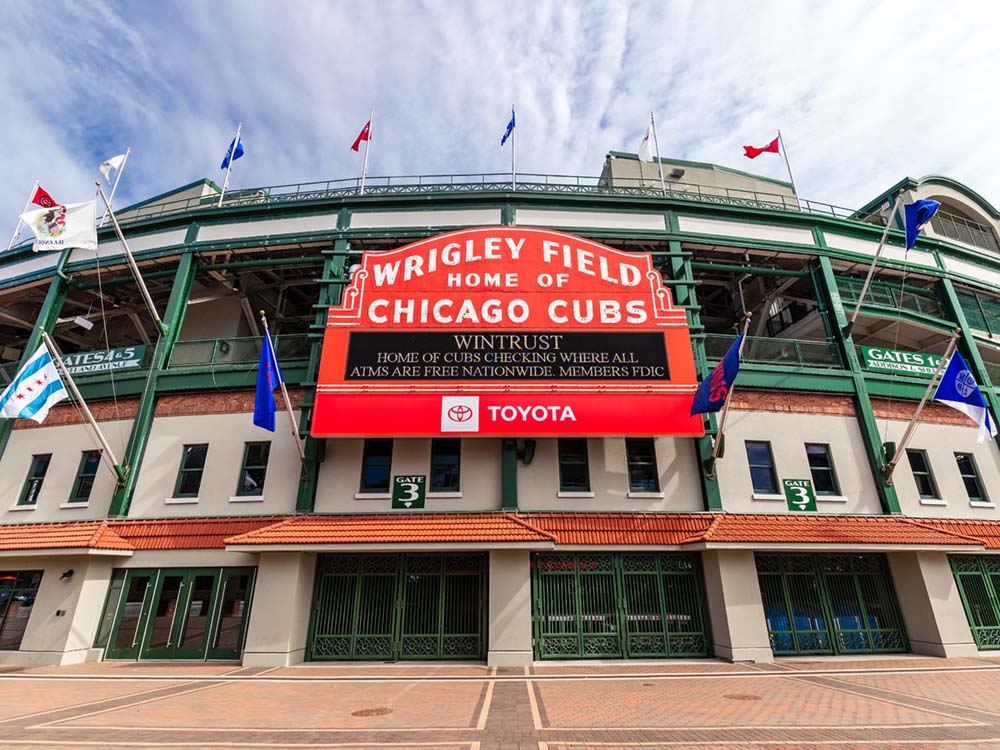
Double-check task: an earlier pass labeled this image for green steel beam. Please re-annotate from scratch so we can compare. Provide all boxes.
[108,252,196,517]
[689,261,809,278]
[813,256,900,514]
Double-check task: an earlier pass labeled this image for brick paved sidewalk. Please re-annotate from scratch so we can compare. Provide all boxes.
[1,657,1000,749]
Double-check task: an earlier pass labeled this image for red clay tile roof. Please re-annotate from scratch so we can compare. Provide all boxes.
[0,521,132,552]
[701,514,984,546]
[520,513,715,545]
[225,513,556,546]
[109,516,288,550]
[916,519,1000,550]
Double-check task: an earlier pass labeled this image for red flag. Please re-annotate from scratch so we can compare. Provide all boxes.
[31,185,59,208]
[351,120,372,152]
[743,136,780,159]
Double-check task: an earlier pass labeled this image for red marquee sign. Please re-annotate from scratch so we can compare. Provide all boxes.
[312,227,704,437]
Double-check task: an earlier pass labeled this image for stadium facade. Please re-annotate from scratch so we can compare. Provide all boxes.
[2,153,1000,666]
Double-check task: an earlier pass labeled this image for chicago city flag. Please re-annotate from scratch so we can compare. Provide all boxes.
[19,201,98,253]
[934,350,997,443]
[0,345,68,423]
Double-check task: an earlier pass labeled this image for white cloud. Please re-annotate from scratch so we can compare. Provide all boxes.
[1,0,998,224]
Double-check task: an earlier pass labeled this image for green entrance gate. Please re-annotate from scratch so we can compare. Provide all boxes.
[756,553,908,655]
[308,553,486,661]
[951,555,1000,649]
[531,552,710,659]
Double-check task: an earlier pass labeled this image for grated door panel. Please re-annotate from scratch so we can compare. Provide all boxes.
[951,556,1000,649]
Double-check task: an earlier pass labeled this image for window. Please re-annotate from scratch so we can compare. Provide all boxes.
[558,438,591,492]
[625,438,659,492]
[0,570,43,650]
[18,454,51,506]
[236,442,270,496]
[360,439,392,493]
[955,453,988,503]
[745,441,778,494]
[69,450,102,503]
[906,450,939,500]
[805,443,840,496]
[173,444,208,498]
[430,438,460,492]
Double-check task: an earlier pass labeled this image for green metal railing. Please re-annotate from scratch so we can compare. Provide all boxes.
[837,277,946,321]
[167,334,310,369]
[951,555,1000,649]
[933,211,1000,254]
[705,333,842,369]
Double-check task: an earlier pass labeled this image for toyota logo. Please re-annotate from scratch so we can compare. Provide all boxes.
[447,405,474,422]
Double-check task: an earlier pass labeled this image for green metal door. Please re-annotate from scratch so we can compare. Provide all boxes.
[756,553,908,656]
[951,555,1000,649]
[532,552,710,659]
[308,553,486,661]
[104,570,157,660]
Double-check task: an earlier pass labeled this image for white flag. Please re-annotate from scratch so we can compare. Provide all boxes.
[19,201,98,253]
[99,154,126,181]
[0,345,68,423]
[638,125,655,163]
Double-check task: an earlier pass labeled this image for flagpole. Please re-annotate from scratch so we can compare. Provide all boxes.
[40,328,124,481]
[706,313,752,477]
[511,104,516,191]
[260,311,306,463]
[7,179,39,251]
[883,331,961,483]
[844,192,904,335]
[96,183,165,333]
[776,130,799,201]
[100,147,131,226]
[360,106,373,196]
[650,111,665,194]
[218,122,241,208]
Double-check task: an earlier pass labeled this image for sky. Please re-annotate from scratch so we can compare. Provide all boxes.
[2,0,998,221]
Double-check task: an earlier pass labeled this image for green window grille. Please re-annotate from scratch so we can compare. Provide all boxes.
[429,438,460,492]
[957,288,1000,337]
[905,449,939,500]
[950,555,1000,649]
[236,442,270,496]
[805,443,840,495]
[745,441,778,494]
[558,438,590,492]
[625,438,659,492]
[0,570,43,650]
[955,453,988,503]
[173,444,208,498]
[18,454,51,506]
[360,438,393,493]
[69,450,102,503]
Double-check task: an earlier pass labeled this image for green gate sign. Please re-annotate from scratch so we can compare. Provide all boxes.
[61,345,147,375]
[783,479,817,512]
[391,475,426,509]
[860,346,943,377]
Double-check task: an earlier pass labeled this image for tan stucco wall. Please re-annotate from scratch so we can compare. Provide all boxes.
[487,549,532,666]
[718,411,882,515]
[117,549,259,569]
[242,552,316,667]
[315,438,502,512]
[878,418,1000,519]
[177,293,250,342]
[606,156,794,199]
[701,549,773,662]
[0,420,131,523]
[129,411,302,518]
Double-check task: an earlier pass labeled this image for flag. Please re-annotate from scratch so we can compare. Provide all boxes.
[904,199,941,250]
[501,109,515,146]
[220,135,244,169]
[99,154,127,182]
[31,185,58,208]
[19,201,98,252]
[691,335,743,415]
[253,329,284,431]
[352,119,372,152]
[638,125,654,162]
[743,136,780,159]
[934,350,997,443]
[0,345,68,423]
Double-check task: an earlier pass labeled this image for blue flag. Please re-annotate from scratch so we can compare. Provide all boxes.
[904,199,940,250]
[501,109,515,146]
[933,350,997,443]
[253,330,284,431]
[221,135,245,170]
[691,335,743,416]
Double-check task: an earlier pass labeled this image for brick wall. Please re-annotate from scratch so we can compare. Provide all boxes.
[12,398,140,430]
[732,391,977,427]
[871,398,977,427]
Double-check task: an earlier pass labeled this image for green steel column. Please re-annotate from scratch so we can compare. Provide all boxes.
[108,252,196,517]
[501,438,518,510]
[938,278,1000,450]
[813,255,900,514]
[0,249,72,463]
